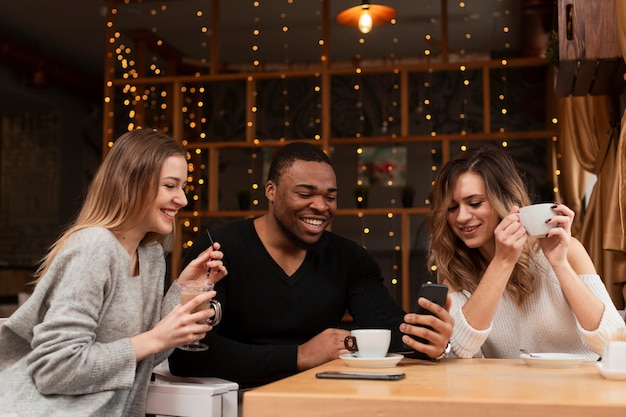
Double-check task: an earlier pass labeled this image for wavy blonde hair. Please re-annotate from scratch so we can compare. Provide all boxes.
[34,129,186,282]
[427,146,541,305]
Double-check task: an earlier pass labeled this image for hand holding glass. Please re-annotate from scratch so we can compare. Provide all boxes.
[178,281,222,352]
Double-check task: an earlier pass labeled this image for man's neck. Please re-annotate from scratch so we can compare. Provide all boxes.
[254,215,307,276]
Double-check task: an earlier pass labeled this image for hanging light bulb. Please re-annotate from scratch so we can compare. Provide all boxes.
[358,7,373,34]
[337,1,396,34]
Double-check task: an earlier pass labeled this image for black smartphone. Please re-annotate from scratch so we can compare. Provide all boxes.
[414,283,448,315]
[402,283,448,360]
[316,372,405,381]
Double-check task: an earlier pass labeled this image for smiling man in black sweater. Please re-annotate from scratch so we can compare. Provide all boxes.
[169,142,453,389]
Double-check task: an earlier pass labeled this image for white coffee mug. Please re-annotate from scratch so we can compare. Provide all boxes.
[603,341,626,371]
[344,329,391,358]
[519,203,557,238]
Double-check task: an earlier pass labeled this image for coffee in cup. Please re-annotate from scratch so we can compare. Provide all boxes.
[344,329,391,358]
[519,203,557,238]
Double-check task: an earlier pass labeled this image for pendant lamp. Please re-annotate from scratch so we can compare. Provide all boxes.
[336,1,397,34]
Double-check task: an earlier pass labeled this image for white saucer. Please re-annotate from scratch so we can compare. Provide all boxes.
[520,353,585,369]
[339,353,404,368]
[596,362,626,380]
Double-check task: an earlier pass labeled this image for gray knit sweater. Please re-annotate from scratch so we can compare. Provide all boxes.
[0,227,180,416]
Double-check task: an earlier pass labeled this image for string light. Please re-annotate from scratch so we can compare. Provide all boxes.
[281,3,291,140]
[460,64,469,141]
[253,1,261,69]
[103,0,549,302]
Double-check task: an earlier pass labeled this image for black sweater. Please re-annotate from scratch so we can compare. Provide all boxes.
[169,218,405,388]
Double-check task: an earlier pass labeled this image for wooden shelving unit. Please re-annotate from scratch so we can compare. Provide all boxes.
[101,0,556,311]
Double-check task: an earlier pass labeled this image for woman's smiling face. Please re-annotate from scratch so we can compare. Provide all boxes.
[140,155,188,236]
[446,172,500,256]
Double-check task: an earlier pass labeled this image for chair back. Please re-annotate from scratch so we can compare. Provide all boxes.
[146,361,239,417]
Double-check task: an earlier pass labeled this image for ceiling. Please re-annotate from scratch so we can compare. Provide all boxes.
[0,1,550,99]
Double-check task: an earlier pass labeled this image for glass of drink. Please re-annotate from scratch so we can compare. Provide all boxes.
[178,281,222,352]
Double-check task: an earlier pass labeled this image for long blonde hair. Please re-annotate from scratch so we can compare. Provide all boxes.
[427,146,540,305]
[34,129,186,281]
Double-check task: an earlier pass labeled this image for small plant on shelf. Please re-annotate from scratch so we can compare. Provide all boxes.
[545,30,559,68]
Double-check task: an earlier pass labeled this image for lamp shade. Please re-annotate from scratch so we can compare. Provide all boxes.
[336,2,397,33]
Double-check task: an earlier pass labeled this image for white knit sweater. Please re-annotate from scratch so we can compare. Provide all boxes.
[450,252,626,359]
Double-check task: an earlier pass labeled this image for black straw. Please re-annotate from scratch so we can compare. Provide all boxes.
[205,229,215,286]
[206,229,215,249]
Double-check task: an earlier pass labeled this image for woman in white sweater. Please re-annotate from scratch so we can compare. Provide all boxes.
[427,146,624,359]
[0,129,227,416]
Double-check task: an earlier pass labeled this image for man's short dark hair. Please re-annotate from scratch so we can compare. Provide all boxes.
[266,142,332,184]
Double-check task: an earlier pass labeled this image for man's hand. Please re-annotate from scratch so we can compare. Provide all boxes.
[400,295,454,359]
[297,328,351,370]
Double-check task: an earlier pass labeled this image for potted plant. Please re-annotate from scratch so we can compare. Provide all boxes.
[237,188,252,210]
[545,30,559,68]
[401,183,415,208]
[353,184,369,209]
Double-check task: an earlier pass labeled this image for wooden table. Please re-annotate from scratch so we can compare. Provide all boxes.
[243,358,626,417]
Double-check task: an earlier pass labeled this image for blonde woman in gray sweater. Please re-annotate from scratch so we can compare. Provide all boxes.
[427,146,624,360]
[0,129,227,416]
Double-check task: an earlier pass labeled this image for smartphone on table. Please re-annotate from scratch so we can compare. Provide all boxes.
[402,282,448,360]
[316,372,405,381]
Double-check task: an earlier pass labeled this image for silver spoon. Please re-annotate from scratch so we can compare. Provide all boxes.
[519,349,539,357]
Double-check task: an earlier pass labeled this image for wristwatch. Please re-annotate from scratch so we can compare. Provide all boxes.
[433,342,451,361]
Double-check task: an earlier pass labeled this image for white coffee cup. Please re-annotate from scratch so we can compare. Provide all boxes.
[602,341,626,371]
[344,329,391,358]
[519,203,557,238]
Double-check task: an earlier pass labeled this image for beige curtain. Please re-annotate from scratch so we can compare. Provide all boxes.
[555,1,626,310]
[558,95,626,310]
[557,106,589,238]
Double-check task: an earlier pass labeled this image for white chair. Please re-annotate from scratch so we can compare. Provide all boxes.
[146,360,238,417]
